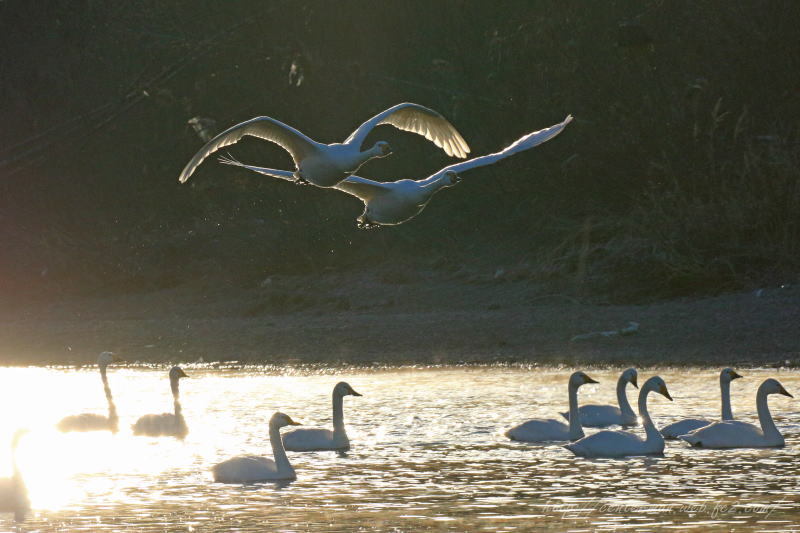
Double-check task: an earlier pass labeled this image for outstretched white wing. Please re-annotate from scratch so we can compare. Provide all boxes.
[217,154,297,182]
[345,103,470,158]
[178,116,318,183]
[420,115,573,185]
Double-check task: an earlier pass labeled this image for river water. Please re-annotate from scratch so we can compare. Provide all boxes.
[0,366,798,531]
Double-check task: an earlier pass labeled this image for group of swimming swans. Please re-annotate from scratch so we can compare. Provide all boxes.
[506,368,793,458]
[177,102,573,228]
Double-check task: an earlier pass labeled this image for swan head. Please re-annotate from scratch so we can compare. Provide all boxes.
[443,170,461,187]
[760,378,793,398]
[643,376,673,401]
[720,367,743,383]
[270,412,301,429]
[334,381,362,397]
[169,366,188,380]
[373,141,392,158]
[97,351,118,367]
[622,367,638,388]
[569,371,599,388]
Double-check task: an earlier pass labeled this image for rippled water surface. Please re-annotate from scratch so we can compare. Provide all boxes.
[1,366,799,531]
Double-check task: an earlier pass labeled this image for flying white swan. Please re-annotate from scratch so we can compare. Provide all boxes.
[282,382,362,451]
[679,378,793,448]
[560,367,638,427]
[133,366,189,439]
[219,115,572,228]
[178,103,470,187]
[212,412,301,483]
[505,370,598,442]
[564,376,673,458]
[57,351,120,433]
[0,430,30,522]
[660,367,742,439]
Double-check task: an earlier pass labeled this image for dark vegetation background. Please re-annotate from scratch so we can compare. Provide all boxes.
[1,0,799,304]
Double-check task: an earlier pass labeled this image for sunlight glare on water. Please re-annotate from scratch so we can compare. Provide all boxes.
[0,366,798,531]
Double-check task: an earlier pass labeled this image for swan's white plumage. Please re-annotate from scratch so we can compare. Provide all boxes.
[565,376,673,458]
[57,352,119,433]
[660,367,742,439]
[219,115,572,227]
[213,412,300,483]
[283,382,361,451]
[133,366,189,439]
[0,430,29,522]
[679,378,792,449]
[561,367,638,427]
[505,370,597,442]
[179,103,469,187]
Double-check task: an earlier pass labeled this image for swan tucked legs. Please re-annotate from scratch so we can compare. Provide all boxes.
[505,371,598,442]
[57,352,120,433]
[561,368,638,427]
[283,382,362,451]
[661,367,742,439]
[133,366,189,439]
[212,412,301,483]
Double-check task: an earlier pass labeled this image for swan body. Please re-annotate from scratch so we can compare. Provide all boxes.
[178,103,470,187]
[57,352,119,433]
[213,412,301,483]
[561,367,638,427]
[219,115,572,227]
[283,382,362,451]
[505,371,598,442]
[133,366,189,439]
[565,376,673,458]
[0,430,29,522]
[680,378,793,448]
[661,368,743,439]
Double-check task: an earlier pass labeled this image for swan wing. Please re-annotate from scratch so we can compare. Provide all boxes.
[178,116,317,183]
[345,103,470,158]
[334,176,393,201]
[680,421,771,448]
[282,427,340,451]
[212,455,279,483]
[217,154,297,182]
[561,404,624,428]
[421,115,572,185]
[505,418,570,442]
[660,418,711,439]
[565,429,648,457]
[57,413,113,432]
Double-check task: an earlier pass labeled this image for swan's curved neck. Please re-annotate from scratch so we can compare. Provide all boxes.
[269,424,294,477]
[616,376,635,417]
[720,377,734,420]
[567,383,584,440]
[332,392,346,438]
[100,365,118,423]
[756,389,780,438]
[638,388,663,443]
[171,377,181,400]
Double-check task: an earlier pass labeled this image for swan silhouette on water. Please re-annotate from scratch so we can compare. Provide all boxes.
[679,378,793,448]
[505,371,598,442]
[133,367,189,439]
[219,115,572,228]
[0,430,30,522]
[212,412,301,483]
[660,367,743,439]
[564,376,673,458]
[561,367,638,428]
[178,103,470,187]
[282,382,362,452]
[57,351,120,433]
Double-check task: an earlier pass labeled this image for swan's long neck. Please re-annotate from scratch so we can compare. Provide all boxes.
[616,376,635,418]
[567,383,584,440]
[638,387,663,444]
[332,392,346,439]
[720,376,734,420]
[756,388,780,439]
[171,377,182,417]
[269,424,294,477]
[101,365,118,424]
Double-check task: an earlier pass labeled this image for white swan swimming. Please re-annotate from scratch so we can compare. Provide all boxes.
[57,352,120,433]
[178,103,470,187]
[660,367,742,439]
[283,382,362,451]
[560,367,638,427]
[0,430,29,522]
[219,115,572,228]
[505,370,598,442]
[132,366,189,439]
[679,378,793,449]
[212,412,301,483]
[564,376,673,458]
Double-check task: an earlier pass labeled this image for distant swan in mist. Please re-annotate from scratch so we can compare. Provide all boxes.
[505,370,598,442]
[283,382,362,451]
[561,367,638,427]
[0,430,30,522]
[564,376,673,458]
[680,378,793,449]
[660,367,742,439]
[57,352,120,433]
[212,412,301,483]
[133,367,189,439]
[220,115,572,227]
[178,102,470,187]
